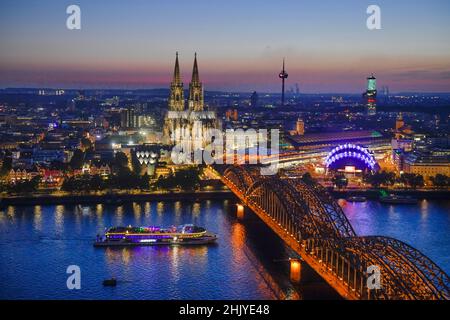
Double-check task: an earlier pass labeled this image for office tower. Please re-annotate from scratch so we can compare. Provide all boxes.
[363,74,377,116]
[121,108,136,128]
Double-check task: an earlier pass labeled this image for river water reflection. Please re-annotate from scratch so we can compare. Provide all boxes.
[0,199,448,299]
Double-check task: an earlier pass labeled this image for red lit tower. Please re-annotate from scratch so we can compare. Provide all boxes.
[363,74,377,116]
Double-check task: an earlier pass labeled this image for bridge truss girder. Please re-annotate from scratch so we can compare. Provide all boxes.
[222,165,450,300]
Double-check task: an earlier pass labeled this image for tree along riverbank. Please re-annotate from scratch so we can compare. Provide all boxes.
[0,190,235,206]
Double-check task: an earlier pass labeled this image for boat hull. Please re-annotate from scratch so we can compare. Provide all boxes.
[93,236,217,247]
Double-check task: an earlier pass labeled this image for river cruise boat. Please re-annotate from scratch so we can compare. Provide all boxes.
[380,194,418,205]
[94,224,217,247]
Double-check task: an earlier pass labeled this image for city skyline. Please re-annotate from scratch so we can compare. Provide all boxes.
[1,0,450,93]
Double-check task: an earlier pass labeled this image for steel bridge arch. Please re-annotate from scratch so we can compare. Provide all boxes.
[342,236,450,300]
[245,177,356,241]
[223,165,258,192]
[284,178,356,239]
[221,165,450,300]
[244,177,324,241]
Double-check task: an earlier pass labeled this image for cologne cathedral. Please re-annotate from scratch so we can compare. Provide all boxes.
[163,53,218,157]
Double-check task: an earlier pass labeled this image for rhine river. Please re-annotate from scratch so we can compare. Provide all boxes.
[0,199,449,300]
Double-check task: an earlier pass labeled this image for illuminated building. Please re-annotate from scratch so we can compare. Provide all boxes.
[163,53,218,152]
[325,143,379,173]
[120,108,136,128]
[403,151,450,178]
[61,120,91,129]
[391,138,413,153]
[395,113,405,131]
[167,52,185,112]
[8,167,40,183]
[136,115,156,128]
[391,113,414,165]
[287,130,390,159]
[363,74,377,116]
[225,109,238,122]
[393,112,414,140]
[188,54,204,112]
[296,118,305,135]
[392,149,405,172]
[135,145,160,176]
[232,109,238,121]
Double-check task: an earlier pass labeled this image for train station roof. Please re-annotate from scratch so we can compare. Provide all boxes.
[288,130,384,146]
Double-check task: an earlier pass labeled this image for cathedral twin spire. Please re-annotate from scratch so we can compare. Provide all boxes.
[191,53,200,84]
[168,52,184,111]
[169,52,204,112]
[172,52,181,85]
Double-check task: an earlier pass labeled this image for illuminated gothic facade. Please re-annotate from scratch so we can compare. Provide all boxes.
[163,53,218,155]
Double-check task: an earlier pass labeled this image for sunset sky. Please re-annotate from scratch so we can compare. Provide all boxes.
[1,0,450,93]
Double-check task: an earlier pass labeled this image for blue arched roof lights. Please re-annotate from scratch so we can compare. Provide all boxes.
[325,144,378,171]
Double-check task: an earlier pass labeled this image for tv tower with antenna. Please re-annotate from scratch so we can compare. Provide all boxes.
[279,58,288,106]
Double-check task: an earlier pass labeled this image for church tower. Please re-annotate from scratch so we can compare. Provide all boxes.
[296,118,305,135]
[188,53,204,111]
[395,112,405,139]
[168,52,185,111]
[395,112,405,131]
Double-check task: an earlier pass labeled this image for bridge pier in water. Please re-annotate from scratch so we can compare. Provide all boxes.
[236,204,245,219]
[290,259,302,283]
